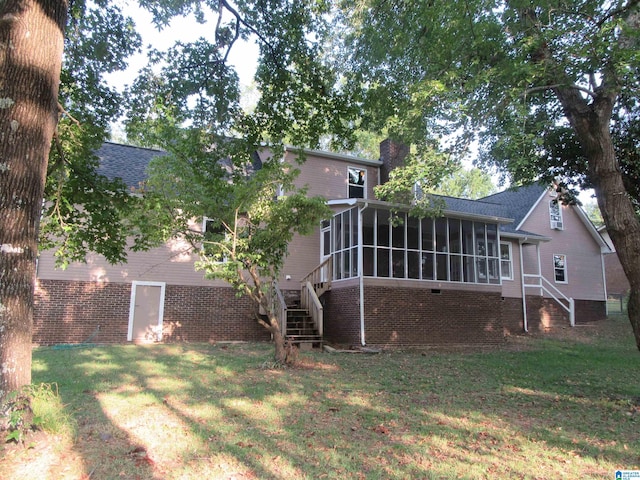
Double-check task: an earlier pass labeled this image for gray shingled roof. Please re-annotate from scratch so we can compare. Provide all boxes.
[437,195,510,220]
[94,142,551,239]
[479,183,549,237]
[96,142,167,188]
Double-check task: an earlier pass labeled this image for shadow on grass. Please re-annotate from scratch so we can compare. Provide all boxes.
[25,318,640,479]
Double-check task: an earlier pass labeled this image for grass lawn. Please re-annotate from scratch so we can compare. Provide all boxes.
[1,315,639,479]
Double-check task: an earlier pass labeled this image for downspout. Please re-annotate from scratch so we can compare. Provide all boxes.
[601,249,609,315]
[519,238,528,333]
[358,202,369,346]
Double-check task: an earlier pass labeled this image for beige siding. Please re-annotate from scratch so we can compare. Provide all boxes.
[286,151,379,200]
[520,196,605,301]
[500,238,523,298]
[37,236,227,287]
[280,226,322,283]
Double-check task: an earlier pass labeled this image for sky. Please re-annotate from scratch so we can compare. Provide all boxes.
[106,3,259,95]
[106,2,597,205]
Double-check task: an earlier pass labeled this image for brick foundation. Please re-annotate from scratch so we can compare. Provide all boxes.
[34,280,270,345]
[324,284,504,347]
[33,279,607,347]
[502,296,607,335]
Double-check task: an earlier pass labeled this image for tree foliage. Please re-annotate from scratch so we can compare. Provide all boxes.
[1,0,357,393]
[144,142,331,362]
[336,0,640,350]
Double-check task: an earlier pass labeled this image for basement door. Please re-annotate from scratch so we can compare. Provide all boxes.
[128,281,166,343]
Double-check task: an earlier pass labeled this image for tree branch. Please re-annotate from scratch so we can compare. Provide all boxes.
[524,83,596,99]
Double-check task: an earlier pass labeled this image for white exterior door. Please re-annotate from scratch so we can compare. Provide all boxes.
[128,281,166,343]
[320,220,331,281]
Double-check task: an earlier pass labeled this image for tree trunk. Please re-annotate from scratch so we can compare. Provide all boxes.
[272,328,287,364]
[589,138,640,351]
[555,86,640,351]
[0,0,68,400]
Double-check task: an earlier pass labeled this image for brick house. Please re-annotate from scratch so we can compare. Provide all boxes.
[33,140,611,347]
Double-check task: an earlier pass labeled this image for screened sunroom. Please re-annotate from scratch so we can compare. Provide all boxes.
[326,203,512,285]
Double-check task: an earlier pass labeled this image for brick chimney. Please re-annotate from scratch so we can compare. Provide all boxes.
[379,138,409,184]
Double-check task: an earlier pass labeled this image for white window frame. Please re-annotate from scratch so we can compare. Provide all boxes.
[553,254,567,283]
[348,166,366,199]
[549,200,564,230]
[500,241,513,280]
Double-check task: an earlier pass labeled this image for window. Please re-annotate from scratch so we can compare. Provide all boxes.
[553,254,567,283]
[549,200,564,230]
[332,206,502,284]
[332,208,359,279]
[348,167,366,199]
[202,216,228,262]
[500,242,512,280]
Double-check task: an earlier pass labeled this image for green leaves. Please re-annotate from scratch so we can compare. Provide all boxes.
[337,0,640,190]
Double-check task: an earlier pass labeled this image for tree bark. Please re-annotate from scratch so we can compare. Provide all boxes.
[0,0,68,400]
[553,85,640,351]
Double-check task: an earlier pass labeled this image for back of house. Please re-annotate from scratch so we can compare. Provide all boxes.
[34,141,610,347]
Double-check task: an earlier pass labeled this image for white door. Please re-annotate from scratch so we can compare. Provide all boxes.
[320,220,331,282]
[128,282,166,343]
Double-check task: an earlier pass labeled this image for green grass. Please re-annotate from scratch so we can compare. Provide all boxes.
[2,315,639,479]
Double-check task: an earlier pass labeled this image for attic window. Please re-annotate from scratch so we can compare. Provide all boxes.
[348,167,366,199]
[549,200,564,230]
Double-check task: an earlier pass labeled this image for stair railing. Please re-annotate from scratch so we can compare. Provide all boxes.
[301,281,323,337]
[523,273,575,327]
[301,256,332,297]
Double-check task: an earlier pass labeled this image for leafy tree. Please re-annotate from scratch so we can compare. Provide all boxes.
[431,167,497,200]
[143,140,331,363]
[337,0,640,350]
[0,0,69,400]
[0,0,158,399]
[1,0,355,395]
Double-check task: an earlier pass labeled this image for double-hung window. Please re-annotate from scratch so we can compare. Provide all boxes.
[553,254,567,283]
[348,167,366,199]
[500,242,513,280]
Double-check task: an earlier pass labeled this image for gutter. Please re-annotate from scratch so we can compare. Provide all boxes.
[358,202,369,346]
[519,237,529,333]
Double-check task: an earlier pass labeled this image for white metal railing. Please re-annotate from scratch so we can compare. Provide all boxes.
[523,273,575,326]
[301,280,324,337]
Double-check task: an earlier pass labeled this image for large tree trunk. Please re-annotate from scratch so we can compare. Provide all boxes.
[555,85,640,351]
[0,0,68,400]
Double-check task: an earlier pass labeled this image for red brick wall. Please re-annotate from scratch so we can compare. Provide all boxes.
[34,280,131,345]
[162,285,269,342]
[502,296,606,335]
[324,285,505,347]
[501,297,525,336]
[33,280,270,345]
[323,286,361,345]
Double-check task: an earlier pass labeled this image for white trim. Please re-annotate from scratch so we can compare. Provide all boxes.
[285,145,382,166]
[128,281,166,342]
